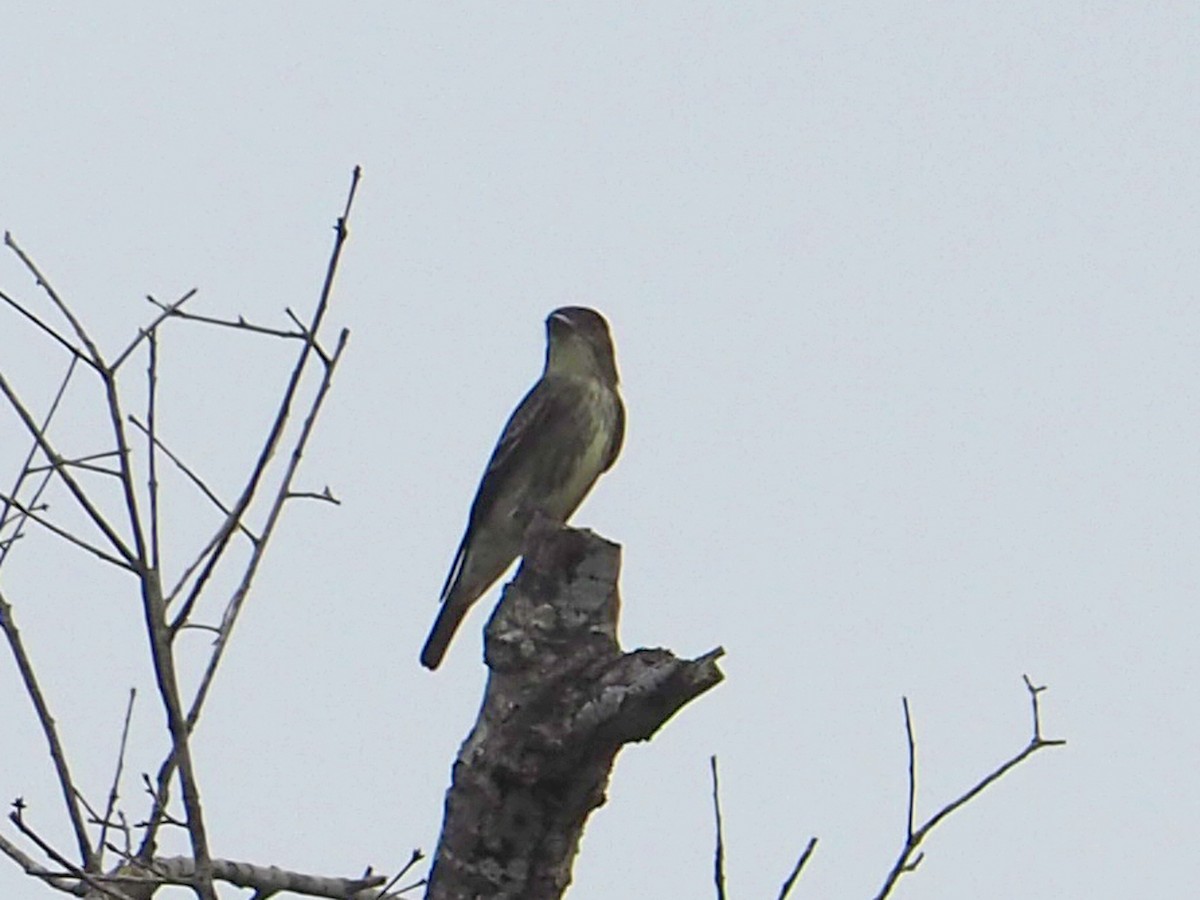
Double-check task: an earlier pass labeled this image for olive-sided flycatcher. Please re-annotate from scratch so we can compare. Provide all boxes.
[420,306,625,670]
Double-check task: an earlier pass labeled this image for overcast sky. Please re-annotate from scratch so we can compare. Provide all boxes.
[1,4,1197,898]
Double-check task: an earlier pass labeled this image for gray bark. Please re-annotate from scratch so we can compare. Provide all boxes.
[424,521,724,900]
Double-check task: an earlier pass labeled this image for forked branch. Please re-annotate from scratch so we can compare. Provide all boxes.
[872,675,1066,899]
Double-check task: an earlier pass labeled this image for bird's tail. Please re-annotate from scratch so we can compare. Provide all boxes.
[420,599,469,670]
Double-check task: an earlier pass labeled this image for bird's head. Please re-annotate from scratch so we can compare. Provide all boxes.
[544,306,619,385]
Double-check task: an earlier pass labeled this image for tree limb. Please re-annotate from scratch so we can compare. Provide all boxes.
[872,676,1066,899]
[424,522,724,900]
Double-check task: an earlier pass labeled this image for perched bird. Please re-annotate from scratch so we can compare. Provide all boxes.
[420,306,625,670]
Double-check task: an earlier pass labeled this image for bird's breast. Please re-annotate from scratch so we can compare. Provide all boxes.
[538,378,620,520]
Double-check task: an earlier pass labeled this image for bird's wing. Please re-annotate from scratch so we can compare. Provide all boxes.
[437,377,578,601]
[480,378,561,483]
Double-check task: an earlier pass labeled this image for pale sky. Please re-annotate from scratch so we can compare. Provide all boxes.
[1,4,1197,898]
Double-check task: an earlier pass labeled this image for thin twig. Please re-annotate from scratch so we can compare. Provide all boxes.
[778,836,818,899]
[286,486,341,505]
[89,853,387,899]
[111,288,198,371]
[4,232,106,368]
[9,804,129,900]
[167,167,357,636]
[904,697,916,840]
[283,306,309,334]
[872,679,1066,900]
[10,230,219,896]
[0,283,92,368]
[136,773,186,831]
[0,829,84,895]
[174,623,222,635]
[374,849,426,898]
[0,355,98,869]
[83,281,220,896]
[128,415,258,545]
[96,688,137,872]
[162,286,342,626]
[73,790,106,833]
[709,756,727,900]
[163,535,222,609]
[26,450,124,478]
[147,330,161,570]
[185,330,349,720]
[143,302,308,341]
[114,810,134,859]
[1024,673,1047,741]
[0,357,79,570]
[138,570,218,899]
[0,492,135,570]
[0,371,137,564]
[163,167,360,624]
[0,594,95,867]
[137,165,361,860]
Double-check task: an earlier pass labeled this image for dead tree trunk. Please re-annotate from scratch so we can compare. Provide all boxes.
[424,521,724,900]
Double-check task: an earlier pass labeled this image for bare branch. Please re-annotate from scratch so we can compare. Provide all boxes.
[137,167,360,862]
[1023,673,1051,742]
[111,288,199,372]
[144,316,346,868]
[0,595,95,867]
[3,236,146,573]
[904,697,916,840]
[0,355,102,874]
[26,450,124,479]
[0,371,137,564]
[709,756,727,900]
[146,331,161,571]
[162,161,358,627]
[285,485,341,505]
[137,572,218,899]
[4,233,108,370]
[72,790,106,834]
[778,837,818,900]
[0,829,84,896]
[174,623,221,636]
[96,688,137,873]
[374,849,426,899]
[163,528,241,613]
[135,773,187,833]
[0,357,80,571]
[54,276,222,895]
[9,803,129,900]
[185,330,350,715]
[872,679,1066,899]
[0,492,135,571]
[3,170,362,897]
[283,306,308,333]
[119,854,390,899]
[96,364,146,569]
[0,283,92,368]
[708,754,816,900]
[144,301,308,341]
[127,416,258,544]
[98,810,135,863]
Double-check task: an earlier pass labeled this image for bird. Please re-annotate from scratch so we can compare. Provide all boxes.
[420,306,625,670]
